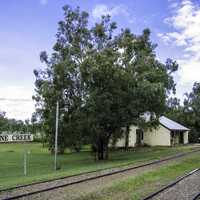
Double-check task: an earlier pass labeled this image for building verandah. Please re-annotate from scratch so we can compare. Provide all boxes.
[170,130,189,145]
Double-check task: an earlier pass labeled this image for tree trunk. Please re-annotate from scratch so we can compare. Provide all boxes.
[58,146,65,154]
[97,150,103,160]
[104,135,110,160]
[50,145,65,154]
[105,144,109,160]
[94,135,110,160]
[96,137,107,160]
[97,139,104,160]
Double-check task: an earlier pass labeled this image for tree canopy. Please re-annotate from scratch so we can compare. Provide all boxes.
[165,82,200,143]
[0,111,35,134]
[33,5,178,159]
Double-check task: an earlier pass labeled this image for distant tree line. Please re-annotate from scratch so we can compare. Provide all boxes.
[165,82,200,143]
[0,112,42,138]
[33,5,180,160]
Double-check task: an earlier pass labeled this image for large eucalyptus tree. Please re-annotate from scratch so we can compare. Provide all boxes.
[34,5,178,159]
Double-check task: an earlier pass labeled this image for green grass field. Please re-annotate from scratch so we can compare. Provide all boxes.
[78,153,200,200]
[0,143,198,189]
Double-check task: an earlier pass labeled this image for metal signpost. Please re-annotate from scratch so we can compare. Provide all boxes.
[54,101,59,171]
[24,148,27,176]
[0,133,33,176]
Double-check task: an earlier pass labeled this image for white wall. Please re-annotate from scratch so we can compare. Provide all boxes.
[114,125,188,147]
[144,125,171,146]
[115,135,126,147]
[184,131,189,144]
[128,125,137,147]
[115,125,137,147]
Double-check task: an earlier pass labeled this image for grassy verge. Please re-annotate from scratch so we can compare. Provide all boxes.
[0,143,198,189]
[77,153,200,200]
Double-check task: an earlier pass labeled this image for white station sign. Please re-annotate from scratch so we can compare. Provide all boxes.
[0,134,33,143]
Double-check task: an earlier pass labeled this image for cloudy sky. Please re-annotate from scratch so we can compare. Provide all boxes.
[0,0,199,120]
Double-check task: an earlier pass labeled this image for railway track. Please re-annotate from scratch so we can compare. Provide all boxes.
[143,168,200,200]
[193,192,200,200]
[1,149,200,200]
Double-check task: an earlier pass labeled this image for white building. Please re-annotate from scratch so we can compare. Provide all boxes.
[115,116,190,147]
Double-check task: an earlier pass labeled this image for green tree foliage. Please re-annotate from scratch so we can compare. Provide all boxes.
[165,97,183,120]
[81,17,125,159]
[33,5,91,153]
[165,83,200,143]
[0,111,7,132]
[115,29,178,149]
[33,5,178,159]
[184,82,200,142]
[82,26,178,159]
[0,111,36,134]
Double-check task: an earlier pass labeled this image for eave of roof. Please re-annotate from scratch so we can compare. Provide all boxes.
[159,116,190,131]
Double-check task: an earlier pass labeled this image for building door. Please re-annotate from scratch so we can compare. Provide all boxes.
[179,132,184,144]
[136,129,143,146]
[170,131,175,146]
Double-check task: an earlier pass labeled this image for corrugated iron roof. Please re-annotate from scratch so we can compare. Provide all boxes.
[159,116,190,131]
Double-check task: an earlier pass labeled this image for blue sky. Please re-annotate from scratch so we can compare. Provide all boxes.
[0,0,200,120]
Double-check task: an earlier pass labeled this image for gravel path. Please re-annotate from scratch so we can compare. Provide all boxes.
[2,150,198,200]
[150,169,200,200]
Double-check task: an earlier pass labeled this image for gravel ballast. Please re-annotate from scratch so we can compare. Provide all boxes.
[150,169,200,200]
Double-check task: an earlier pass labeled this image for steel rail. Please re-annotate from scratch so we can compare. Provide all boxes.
[193,192,200,200]
[143,168,200,200]
[1,149,200,200]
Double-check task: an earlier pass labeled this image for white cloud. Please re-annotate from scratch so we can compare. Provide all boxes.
[159,32,188,46]
[0,86,35,120]
[92,4,130,20]
[40,0,48,6]
[157,33,172,44]
[170,2,179,8]
[158,0,200,89]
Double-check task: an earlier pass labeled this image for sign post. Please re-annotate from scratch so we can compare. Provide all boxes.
[0,134,33,143]
[54,101,59,171]
[0,133,33,176]
[24,149,27,176]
